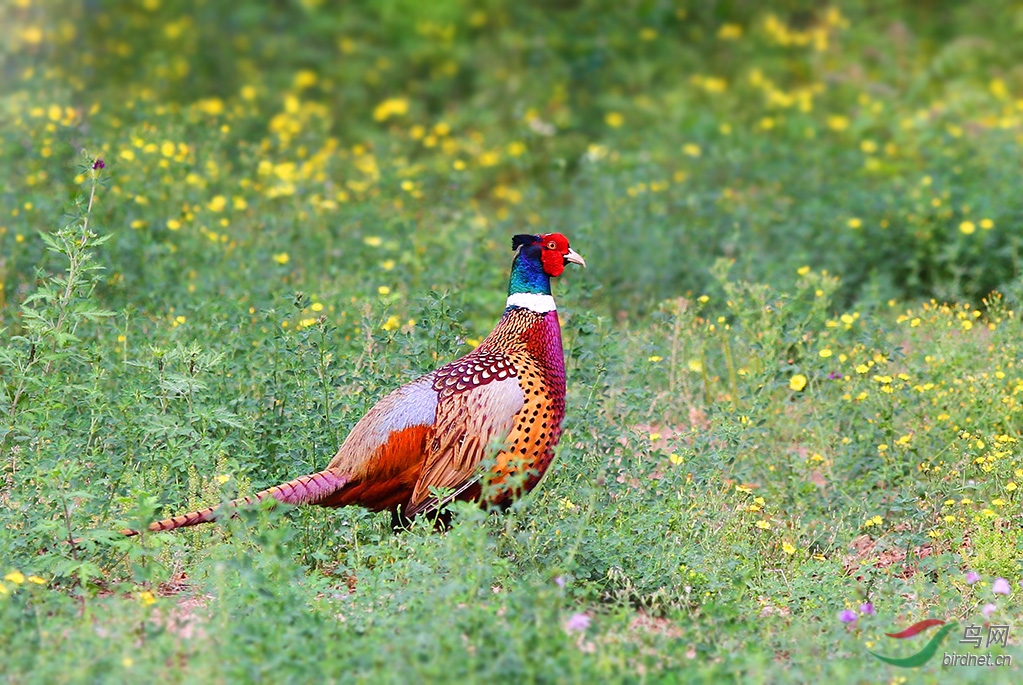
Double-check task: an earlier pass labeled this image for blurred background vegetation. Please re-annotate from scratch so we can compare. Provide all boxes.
[3,0,1023,320]
[3,1,1023,682]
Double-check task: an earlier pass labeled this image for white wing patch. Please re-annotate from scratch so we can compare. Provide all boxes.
[329,373,439,469]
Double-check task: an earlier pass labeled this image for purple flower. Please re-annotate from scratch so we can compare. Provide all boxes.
[839,609,858,624]
[565,613,591,632]
[92,158,105,170]
[554,576,565,588]
[993,578,1011,596]
[982,603,997,618]
[859,602,875,616]
[828,372,843,380]
[965,571,980,585]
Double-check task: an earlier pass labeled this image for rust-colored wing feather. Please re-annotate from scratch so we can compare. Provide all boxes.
[406,375,524,517]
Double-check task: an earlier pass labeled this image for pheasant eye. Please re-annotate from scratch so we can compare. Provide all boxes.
[547,241,557,250]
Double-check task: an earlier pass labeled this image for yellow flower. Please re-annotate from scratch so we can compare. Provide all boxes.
[0,583,7,596]
[797,265,811,276]
[166,219,181,231]
[687,359,703,373]
[4,571,25,585]
[363,236,383,247]
[140,591,156,606]
[21,26,44,44]
[381,315,401,332]
[378,286,391,295]
[27,576,45,585]
[980,218,994,230]
[120,149,135,162]
[160,141,176,157]
[605,112,624,128]
[207,195,226,212]
[215,474,231,485]
[826,115,850,131]
[669,453,684,465]
[782,541,796,555]
[373,98,409,122]
[819,348,833,358]
[789,374,808,392]
[755,520,771,530]
[293,70,318,89]
[959,221,976,235]
[717,24,743,40]
[310,302,324,312]
[847,218,862,229]
[272,252,289,264]
[648,355,663,363]
[682,143,701,157]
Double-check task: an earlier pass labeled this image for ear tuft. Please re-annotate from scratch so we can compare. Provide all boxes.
[512,234,539,251]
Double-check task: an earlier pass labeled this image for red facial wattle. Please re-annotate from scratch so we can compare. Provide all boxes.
[539,233,571,277]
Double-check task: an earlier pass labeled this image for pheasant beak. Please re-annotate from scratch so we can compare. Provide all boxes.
[564,248,587,269]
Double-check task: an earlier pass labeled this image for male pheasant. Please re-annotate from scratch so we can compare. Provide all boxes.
[128,233,585,535]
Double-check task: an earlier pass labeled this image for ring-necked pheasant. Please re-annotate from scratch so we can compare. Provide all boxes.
[127,233,585,535]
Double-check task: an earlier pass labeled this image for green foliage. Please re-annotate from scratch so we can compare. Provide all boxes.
[3,1,1023,682]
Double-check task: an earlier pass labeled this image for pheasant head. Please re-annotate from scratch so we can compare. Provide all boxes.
[508,233,585,303]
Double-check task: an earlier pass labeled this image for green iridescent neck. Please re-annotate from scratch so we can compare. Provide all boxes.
[508,251,551,295]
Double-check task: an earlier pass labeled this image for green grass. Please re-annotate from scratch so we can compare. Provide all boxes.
[3,1,1023,682]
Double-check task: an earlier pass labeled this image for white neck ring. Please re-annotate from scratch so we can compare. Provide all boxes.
[506,293,557,313]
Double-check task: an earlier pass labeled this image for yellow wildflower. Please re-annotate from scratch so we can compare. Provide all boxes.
[373,98,409,122]
[605,112,624,128]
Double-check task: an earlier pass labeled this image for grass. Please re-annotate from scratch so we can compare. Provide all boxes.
[2,1,1023,682]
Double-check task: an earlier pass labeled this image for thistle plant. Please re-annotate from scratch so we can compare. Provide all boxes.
[0,154,113,433]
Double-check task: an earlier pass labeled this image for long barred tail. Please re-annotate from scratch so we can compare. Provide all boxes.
[123,469,350,536]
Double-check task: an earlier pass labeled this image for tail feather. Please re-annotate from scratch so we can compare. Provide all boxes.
[124,469,350,536]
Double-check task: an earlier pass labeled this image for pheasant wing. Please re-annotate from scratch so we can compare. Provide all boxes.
[405,359,524,517]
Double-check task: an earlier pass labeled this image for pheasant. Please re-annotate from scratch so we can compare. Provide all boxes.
[127,233,585,535]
